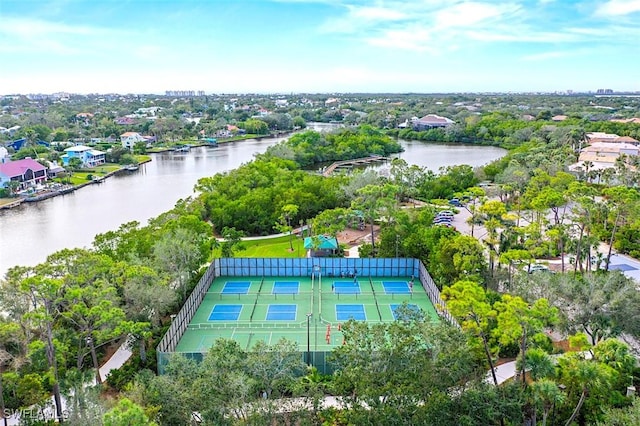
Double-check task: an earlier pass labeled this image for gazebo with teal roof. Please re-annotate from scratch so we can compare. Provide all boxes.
[303,235,340,257]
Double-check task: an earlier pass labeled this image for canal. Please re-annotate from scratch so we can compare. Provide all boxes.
[0,126,506,276]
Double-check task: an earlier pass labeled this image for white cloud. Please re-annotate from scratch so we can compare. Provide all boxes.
[434,2,520,28]
[349,5,407,21]
[521,50,571,61]
[366,27,436,52]
[595,0,640,16]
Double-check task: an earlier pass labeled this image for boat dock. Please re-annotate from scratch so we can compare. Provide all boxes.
[0,198,23,210]
[322,155,390,177]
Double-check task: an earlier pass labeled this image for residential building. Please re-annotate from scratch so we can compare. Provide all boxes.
[120,132,146,149]
[586,132,639,145]
[0,158,48,190]
[569,142,639,174]
[411,114,454,131]
[61,145,106,168]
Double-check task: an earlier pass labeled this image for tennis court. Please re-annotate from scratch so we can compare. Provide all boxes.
[336,304,367,321]
[272,281,300,294]
[383,281,411,294]
[221,281,251,294]
[208,305,242,321]
[333,281,361,294]
[266,304,298,320]
[175,274,440,354]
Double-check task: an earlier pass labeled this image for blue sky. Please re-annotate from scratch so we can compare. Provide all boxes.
[1,0,639,94]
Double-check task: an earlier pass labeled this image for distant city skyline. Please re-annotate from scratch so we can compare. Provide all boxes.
[1,0,639,95]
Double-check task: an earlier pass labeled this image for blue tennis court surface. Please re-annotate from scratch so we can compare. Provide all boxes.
[383,281,411,294]
[336,304,366,321]
[609,264,638,272]
[221,281,251,294]
[334,281,361,294]
[266,304,297,320]
[209,305,242,321]
[390,304,420,320]
[273,281,300,294]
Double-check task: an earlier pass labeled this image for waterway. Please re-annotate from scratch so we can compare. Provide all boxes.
[0,125,505,276]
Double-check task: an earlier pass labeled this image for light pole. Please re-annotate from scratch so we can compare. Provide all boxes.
[306,313,312,366]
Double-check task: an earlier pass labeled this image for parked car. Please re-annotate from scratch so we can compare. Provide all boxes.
[433,217,453,224]
[448,198,462,207]
[434,222,455,228]
[436,210,455,218]
[524,264,551,274]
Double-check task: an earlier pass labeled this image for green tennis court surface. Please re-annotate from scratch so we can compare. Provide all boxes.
[176,276,439,353]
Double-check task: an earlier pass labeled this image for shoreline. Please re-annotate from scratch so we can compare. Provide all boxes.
[0,158,153,209]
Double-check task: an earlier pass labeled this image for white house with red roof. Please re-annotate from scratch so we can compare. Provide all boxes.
[0,158,48,190]
[120,132,146,149]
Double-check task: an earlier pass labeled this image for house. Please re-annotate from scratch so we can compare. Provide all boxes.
[0,158,48,190]
[569,142,639,176]
[586,133,639,145]
[412,114,454,131]
[120,132,146,149]
[303,235,340,258]
[610,117,640,124]
[551,115,568,122]
[586,132,620,144]
[114,117,137,125]
[61,145,106,168]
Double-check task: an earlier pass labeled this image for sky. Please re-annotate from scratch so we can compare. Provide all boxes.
[1,0,639,94]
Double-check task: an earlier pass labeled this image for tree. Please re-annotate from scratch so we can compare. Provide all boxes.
[492,295,557,386]
[598,398,640,426]
[219,227,245,258]
[276,204,299,252]
[60,280,127,384]
[432,235,487,285]
[153,227,208,302]
[530,378,565,426]
[351,183,398,256]
[103,398,156,426]
[602,186,638,270]
[311,207,349,239]
[441,280,500,385]
[557,355,614,426]
[550,273,640,345]
[19,271,66,422]
[68,157,82,170]
[246,339,305,399]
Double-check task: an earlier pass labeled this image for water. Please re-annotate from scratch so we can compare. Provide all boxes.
[0,127,505,276]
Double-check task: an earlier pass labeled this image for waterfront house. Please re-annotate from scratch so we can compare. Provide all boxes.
[120,132,146,149]
[61,145,106,168]
[412,114,454,131]
[0,158,48,190]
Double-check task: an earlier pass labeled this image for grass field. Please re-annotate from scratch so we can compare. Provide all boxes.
[222,235,306,258]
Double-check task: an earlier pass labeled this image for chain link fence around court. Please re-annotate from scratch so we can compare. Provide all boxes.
[157,258,458,374]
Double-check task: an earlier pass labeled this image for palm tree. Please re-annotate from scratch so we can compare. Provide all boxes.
[530,379,565,426]
[582,161,593,182]
[562,358,613,426]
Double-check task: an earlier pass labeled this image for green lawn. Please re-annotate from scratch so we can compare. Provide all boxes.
[219,234,306,258]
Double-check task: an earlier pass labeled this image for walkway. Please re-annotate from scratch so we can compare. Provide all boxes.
[322,155,389,177]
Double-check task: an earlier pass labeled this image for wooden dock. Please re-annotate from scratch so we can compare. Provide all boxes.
[322,155,389,177]
[0,198,23,210]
